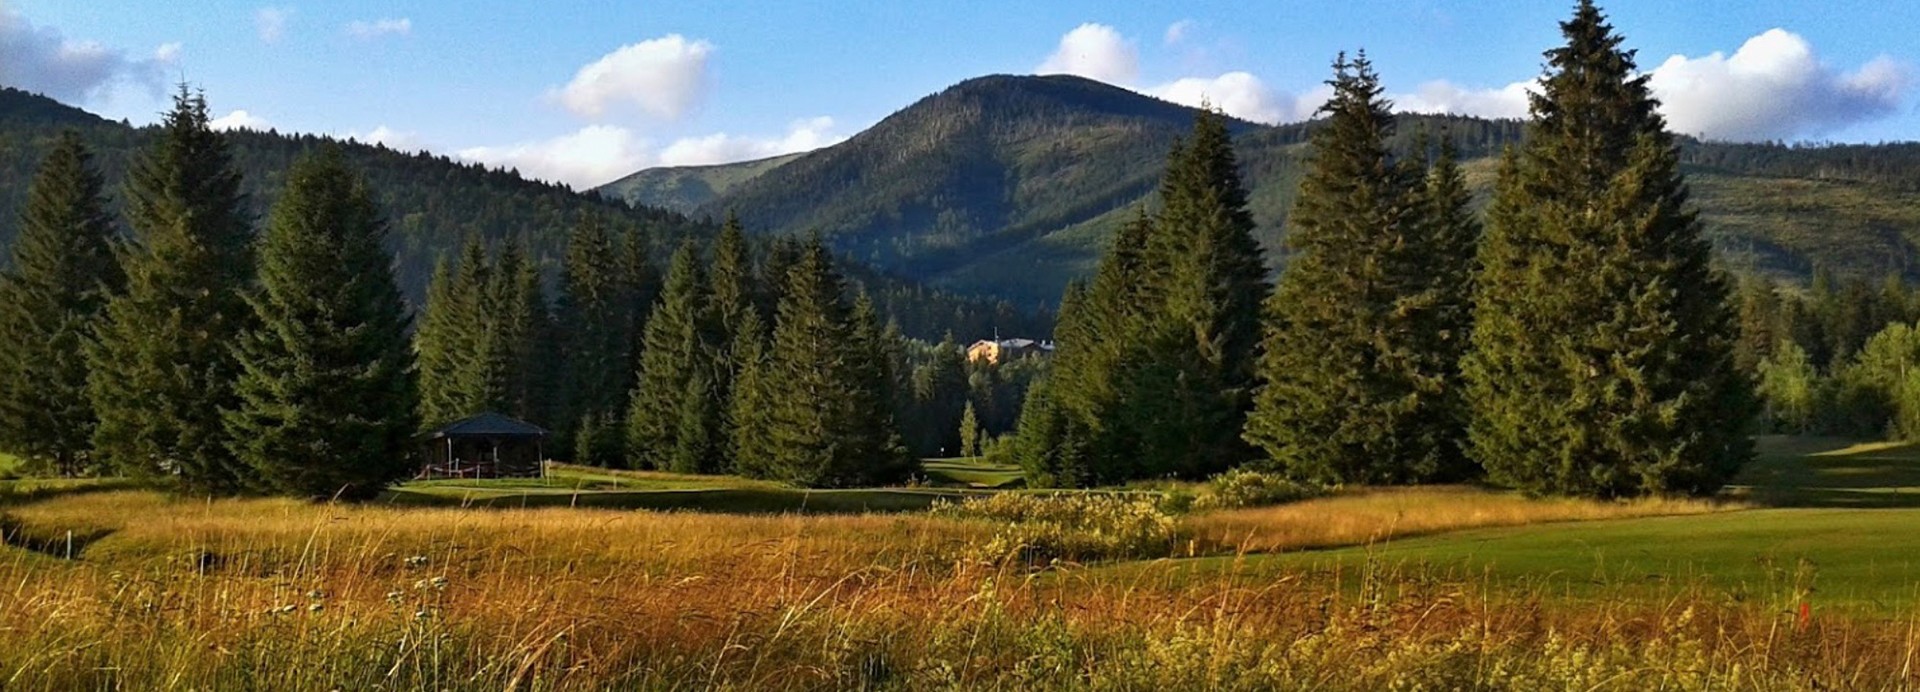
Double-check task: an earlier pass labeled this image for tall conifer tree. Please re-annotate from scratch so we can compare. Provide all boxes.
[627,241,717,471]
[0,131,123,475]
[415,236,491,426]
[752,238,913,487]
[1135,109,1270,479]
[225,148,417,499]
[1245,54,1473,484]
[89,88,257,494]
[1465,1,1752,497]
[556,215,632,463]
[486,235,551,423]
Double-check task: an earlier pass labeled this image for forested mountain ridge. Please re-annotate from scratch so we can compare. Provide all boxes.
[605,74,1920,305]
[0,87,1049,340]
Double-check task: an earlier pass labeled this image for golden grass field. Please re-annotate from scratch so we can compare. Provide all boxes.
[1,475,1916,691]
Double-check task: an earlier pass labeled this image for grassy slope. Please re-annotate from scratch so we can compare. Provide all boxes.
[1206,437,1920,610]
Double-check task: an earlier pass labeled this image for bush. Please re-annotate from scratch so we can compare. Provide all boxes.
[1191,469,1326,512]
[931,492,1182,565]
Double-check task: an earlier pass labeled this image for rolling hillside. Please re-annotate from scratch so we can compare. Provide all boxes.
[605,74,1920,305]
[0,87,1049,340]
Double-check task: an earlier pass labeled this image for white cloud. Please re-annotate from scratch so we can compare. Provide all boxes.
[1148,71,1323,124]
[256,7,292,43]
[1391,29,1911,141]
[1395,79,1535,120]
[1163,19,1195,46]
[0,8,169,103]
[553,34,713,121]
[1037,23,1137,85]
[347,125,422,151]
[210,109,272,131]
[658,116,845,167]
[154,42,183,64]
[345,18,411,41]
[1647,29,1910,141]
[460,116,845,188]
[459,125,657,189]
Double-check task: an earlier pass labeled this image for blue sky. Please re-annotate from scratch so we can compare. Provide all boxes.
[4,1,1915,188]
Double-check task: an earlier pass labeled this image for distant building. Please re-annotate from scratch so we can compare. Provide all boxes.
[967,338,1055,364]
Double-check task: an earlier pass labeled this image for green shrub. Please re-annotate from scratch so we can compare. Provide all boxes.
[1191,469,1326,512]
[931,492,1182,564]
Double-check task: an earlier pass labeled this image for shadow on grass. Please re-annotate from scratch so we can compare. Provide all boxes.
[1734,436,1920,508]
[379,486,987,514]
[0,477,139,508]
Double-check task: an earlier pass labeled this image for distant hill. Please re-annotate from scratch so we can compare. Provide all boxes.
[602,74,1920,305]
[0,87,1052,340]
[599,152,803,215]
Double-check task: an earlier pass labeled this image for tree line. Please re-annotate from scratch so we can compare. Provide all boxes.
[1012,1,1753,499]
[0,88,1034,494]
[1735,269,1920,439]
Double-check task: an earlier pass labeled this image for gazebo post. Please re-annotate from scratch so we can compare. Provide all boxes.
[445,437,453,479]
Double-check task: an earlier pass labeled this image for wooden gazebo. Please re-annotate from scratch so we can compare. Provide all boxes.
[417,412,549,479]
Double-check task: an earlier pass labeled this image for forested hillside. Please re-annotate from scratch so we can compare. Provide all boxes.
[0,87,1047,340]
[606,75,1920,305]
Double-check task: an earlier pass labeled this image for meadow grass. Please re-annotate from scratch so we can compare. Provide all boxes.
[1,437,1919,688]
[2,488,1916,689]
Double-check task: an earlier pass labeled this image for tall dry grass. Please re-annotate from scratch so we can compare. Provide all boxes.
[0,488,1905,690]
[1187,484,1736,554]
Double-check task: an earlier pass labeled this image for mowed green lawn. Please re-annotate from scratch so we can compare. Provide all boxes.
[1220,437,1920,612]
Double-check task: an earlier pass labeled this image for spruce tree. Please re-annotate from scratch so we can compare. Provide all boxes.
[849,292,914,481]
[1135,109,1270,479]
[225,148,417,499]
[415,236,491,426]
[89,88,257,494]
[486,235,551,423]
[753,238,912,487]
[627,241,717,471]
[1245,55,1475,484]
[708,214,756,451]
[0,131,123,476]
[556,214,633,463]
[728,309,774,476]
[1464,0,1753,497]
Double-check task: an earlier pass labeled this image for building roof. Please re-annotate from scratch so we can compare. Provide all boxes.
[422,412,549,439]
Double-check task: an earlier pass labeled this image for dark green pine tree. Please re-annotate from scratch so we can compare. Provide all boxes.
[89,88,258,495]
[756,235,804,328]
[1013,283,1091,486]
[848,292,915,481]
[727,308,774,476]
[1136,109,1270,479]
[556,214,632,464]
[1245,54,1474,485]
[708,214,756,446]
[415,236,491,427]
[225,148,417,500]
[753,238,912,487]
[0,131,123,476]
[627,241,718,472]
[1464,0,1753,498]
[1409,135,1481,477]
[1016,209,1149,487]
[486,235,552,423]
